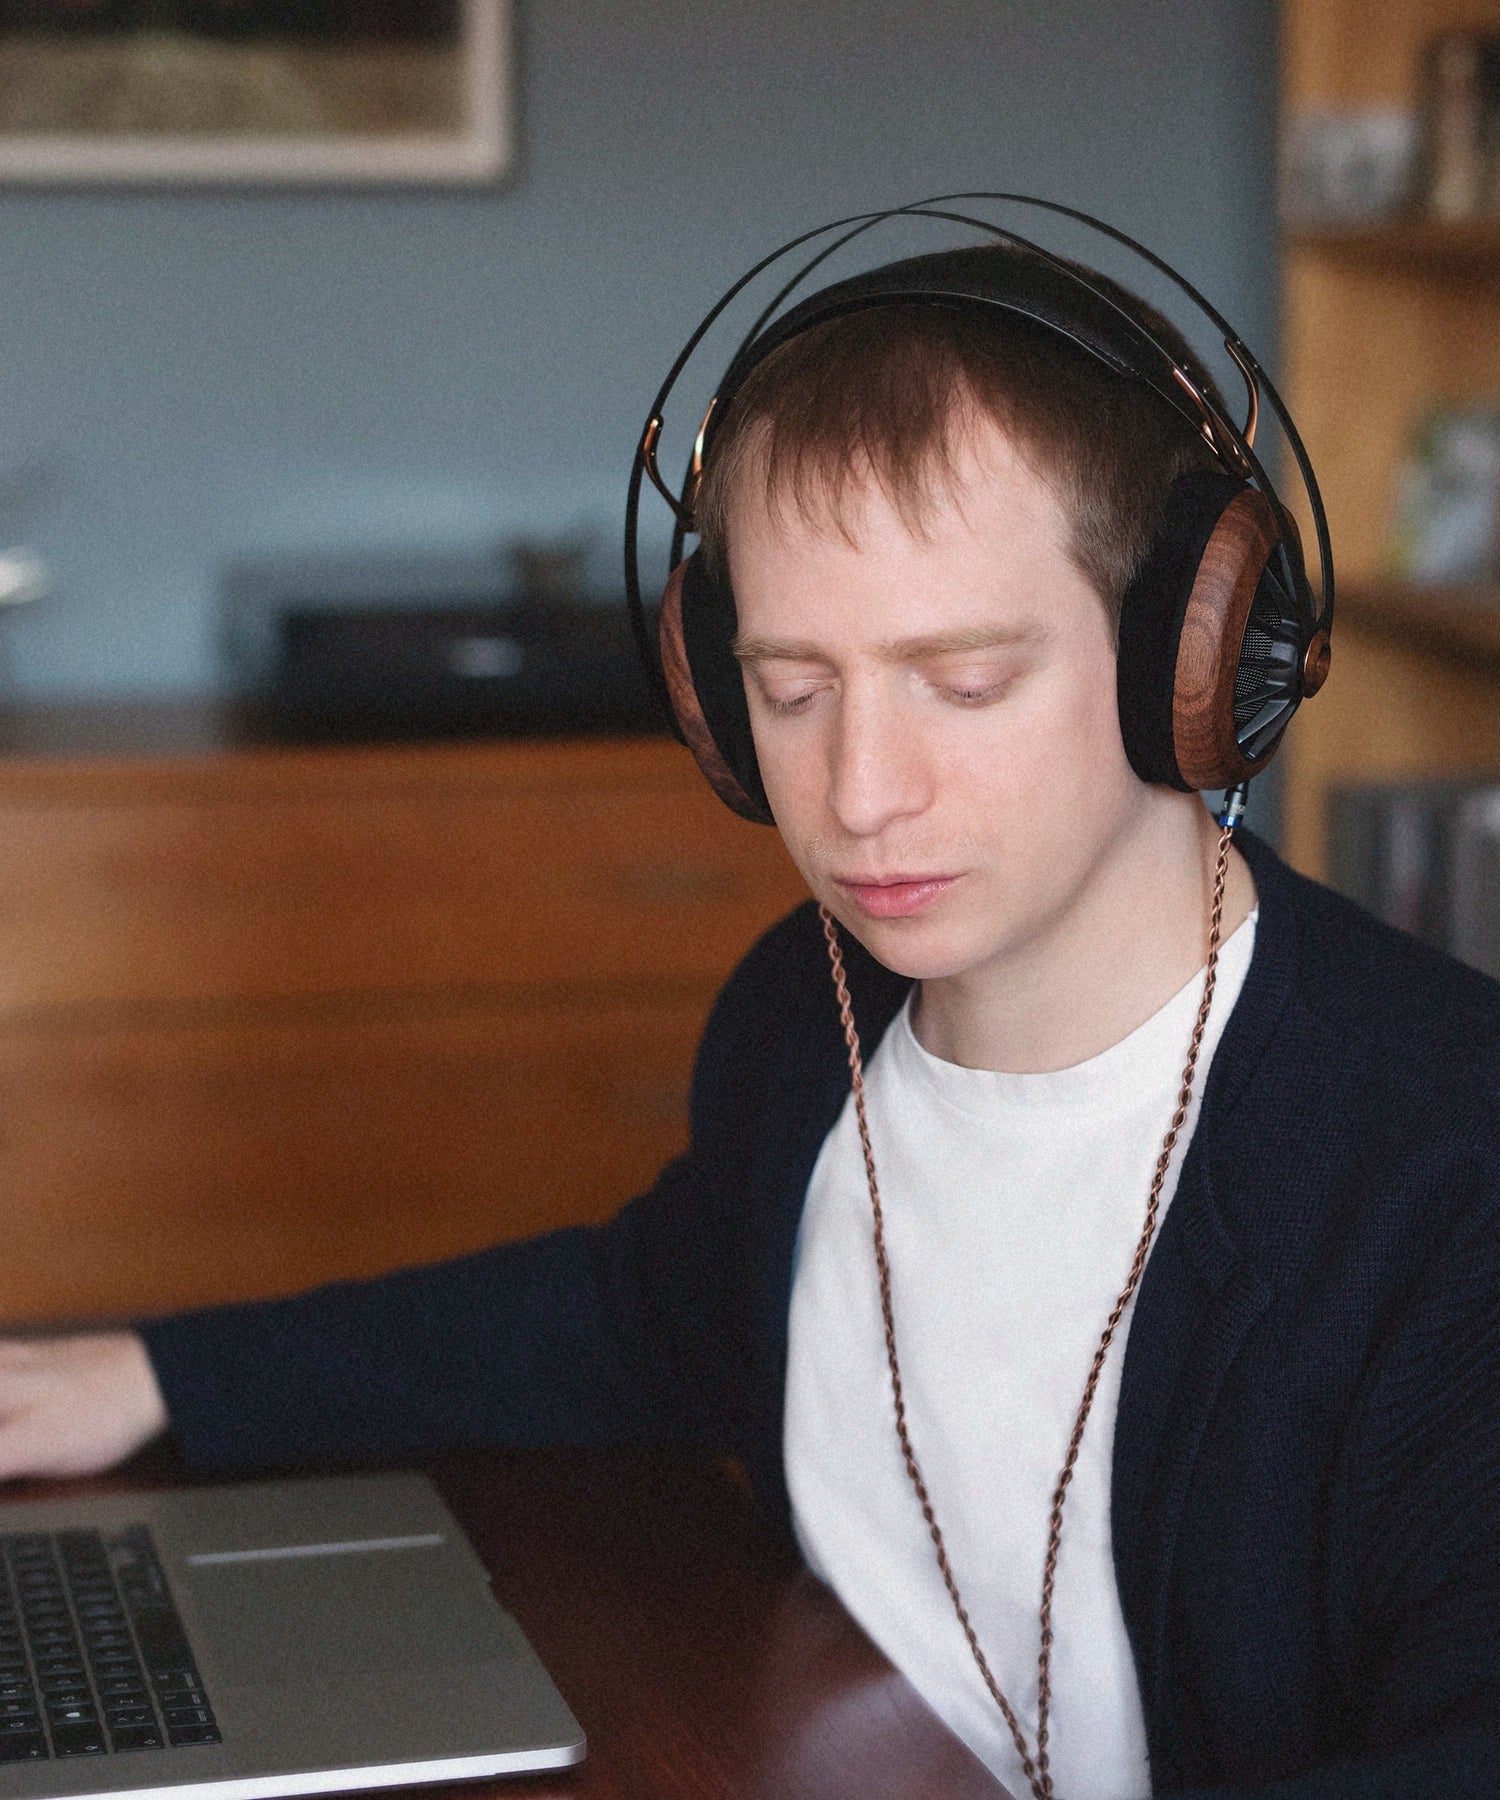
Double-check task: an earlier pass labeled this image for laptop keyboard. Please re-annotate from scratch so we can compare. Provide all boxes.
[0,1527,220,1762]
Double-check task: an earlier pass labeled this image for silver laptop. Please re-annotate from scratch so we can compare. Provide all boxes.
[0,1473,585,1800]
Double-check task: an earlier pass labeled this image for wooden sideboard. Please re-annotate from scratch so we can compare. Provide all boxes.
[0,707,809,1326]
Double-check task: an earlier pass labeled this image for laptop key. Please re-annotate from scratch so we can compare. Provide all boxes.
[163,1707,212,1728]
[150,1668,200,1692]
[40,1691,92,1712]
[52,1723,107,1757]
[0,1716,40,1734]
[167,1724,221,1748]
[110,1726,164,1752]
[104,1708,154,1728]
[0,1732,46,1762]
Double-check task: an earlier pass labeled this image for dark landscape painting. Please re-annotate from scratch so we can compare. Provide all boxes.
[0,0,509,181]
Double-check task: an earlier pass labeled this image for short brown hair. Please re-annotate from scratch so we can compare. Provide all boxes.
[692,277,1223,635]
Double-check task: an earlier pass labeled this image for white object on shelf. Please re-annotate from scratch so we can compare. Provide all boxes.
[1280,107,1418,224]
[0,548,49,609]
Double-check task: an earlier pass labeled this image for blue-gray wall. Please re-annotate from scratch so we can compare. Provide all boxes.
[0,0,1278,698]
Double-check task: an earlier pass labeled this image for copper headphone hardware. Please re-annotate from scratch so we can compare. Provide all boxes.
[639,415,697,529]
[1171,364,1251,478]
[1224,339,1260,451]
[1302,630,1332,696]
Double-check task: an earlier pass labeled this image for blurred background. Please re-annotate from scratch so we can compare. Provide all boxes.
[0,0,1277,697]
[0,0,1495,1327]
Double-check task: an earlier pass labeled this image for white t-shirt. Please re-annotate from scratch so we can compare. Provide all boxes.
[784,915,1256,1799]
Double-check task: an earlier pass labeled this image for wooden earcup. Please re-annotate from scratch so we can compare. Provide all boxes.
[1117,471,1314,792]
[1171,487,1289,791]
[658,558,774,824]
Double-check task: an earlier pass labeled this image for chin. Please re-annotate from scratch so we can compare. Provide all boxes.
[826,906,988,983]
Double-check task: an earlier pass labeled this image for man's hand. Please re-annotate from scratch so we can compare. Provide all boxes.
[0,1333,168,1481]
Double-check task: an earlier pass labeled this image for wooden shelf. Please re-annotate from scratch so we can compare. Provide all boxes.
[1279,0,1500,879]
[1337,581,1500,668]
[1287,215,1500,280]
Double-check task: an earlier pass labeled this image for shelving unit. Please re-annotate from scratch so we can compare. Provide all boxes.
[1279,0,1500,879]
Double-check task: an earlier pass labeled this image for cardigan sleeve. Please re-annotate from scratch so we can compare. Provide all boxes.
[140,900,849,1476]
[139,902,832,1474]
[139,1155,706,1468]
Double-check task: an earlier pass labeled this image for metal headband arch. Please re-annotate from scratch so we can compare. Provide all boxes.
[624,193,1334,757]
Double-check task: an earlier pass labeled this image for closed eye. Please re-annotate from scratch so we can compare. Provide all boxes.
[924,659,1024,706]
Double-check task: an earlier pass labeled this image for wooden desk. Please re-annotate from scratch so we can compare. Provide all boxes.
[10,1448,1010,1800]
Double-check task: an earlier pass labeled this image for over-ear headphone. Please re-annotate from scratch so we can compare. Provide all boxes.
[625,194,1334,825]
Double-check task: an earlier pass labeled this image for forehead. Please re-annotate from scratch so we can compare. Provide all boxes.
[723,412,1095,644]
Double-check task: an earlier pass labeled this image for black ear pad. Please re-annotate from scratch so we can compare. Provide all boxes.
[1117,471,1246,791]
[666,550,773,824]
[1116,469,1312,793]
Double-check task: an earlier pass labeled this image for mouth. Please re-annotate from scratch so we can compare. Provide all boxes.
[832,872,963,920]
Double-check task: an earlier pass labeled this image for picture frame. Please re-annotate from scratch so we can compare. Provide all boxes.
[0,0,513,187]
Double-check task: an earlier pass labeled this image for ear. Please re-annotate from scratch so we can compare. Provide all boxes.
[658,555,775,825]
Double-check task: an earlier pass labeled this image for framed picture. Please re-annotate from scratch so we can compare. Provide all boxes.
[0,0,513,186]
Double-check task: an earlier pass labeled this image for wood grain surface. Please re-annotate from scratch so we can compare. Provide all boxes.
[0,727,809,1323]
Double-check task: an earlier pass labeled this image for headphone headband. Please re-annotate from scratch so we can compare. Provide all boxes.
[626,193,1333,724]
[625,193,1334,803]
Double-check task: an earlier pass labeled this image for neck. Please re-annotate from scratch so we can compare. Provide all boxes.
[911,797,1257,1073]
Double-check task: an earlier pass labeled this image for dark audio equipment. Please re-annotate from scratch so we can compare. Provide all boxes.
[220,554,659,744]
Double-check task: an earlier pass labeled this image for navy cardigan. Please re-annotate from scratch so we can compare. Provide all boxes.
[144,834,1500,1797]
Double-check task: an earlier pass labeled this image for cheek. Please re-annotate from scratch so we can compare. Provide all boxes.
[960,645,1127,805]
[748,717,827,863]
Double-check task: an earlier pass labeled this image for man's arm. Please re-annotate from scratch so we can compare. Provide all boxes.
[0,1145,715,1481]
[0,1333,167,1478]
[0,904,823,1484]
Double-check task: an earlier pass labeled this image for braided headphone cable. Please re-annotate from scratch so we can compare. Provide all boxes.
[817,819,1235,1800]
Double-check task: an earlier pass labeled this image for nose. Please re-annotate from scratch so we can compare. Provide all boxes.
[825,680,931,839]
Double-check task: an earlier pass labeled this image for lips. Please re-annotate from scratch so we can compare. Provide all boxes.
[833,873,962,919]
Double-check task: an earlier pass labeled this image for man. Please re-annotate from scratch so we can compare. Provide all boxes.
[0,240,1497,1799]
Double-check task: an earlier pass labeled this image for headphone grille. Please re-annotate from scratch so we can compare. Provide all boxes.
[1231,567,1304,761]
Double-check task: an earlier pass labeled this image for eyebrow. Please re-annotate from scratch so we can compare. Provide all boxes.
[731,624,1044,663]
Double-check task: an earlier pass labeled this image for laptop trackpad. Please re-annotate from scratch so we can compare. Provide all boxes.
[182,1546,516,1686]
